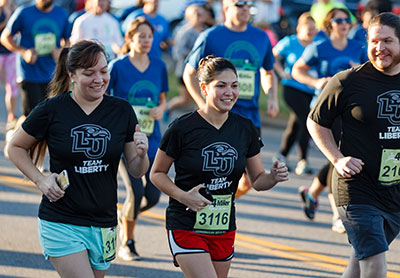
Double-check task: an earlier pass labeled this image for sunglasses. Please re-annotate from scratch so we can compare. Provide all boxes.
[234,1,254,8]
[330,18,351,24]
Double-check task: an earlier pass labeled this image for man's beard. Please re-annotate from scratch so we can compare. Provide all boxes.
[42,0,53,10]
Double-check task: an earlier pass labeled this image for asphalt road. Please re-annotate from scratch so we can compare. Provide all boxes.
[0,101,399,278]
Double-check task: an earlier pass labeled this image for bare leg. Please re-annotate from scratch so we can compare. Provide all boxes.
[235,173,252,199]
[5,95,17,123]
[328,193,340,219]
[341,247,360,278]
[176,253,218,278]
[212,260,232,278]
[50,250,107,278]
[359,251,386,278]
[122,217,137,242]
[308,177,325,199]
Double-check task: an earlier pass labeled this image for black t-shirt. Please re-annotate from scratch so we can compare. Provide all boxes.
[160,111,263,233]
[309,62,400,212]
[22,93,137,227]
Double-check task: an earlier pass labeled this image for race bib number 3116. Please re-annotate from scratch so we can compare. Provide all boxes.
[194,195,232,233]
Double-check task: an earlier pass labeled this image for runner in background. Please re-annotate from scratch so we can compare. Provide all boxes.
[107,17,168,261]
[1,0,71,117]
[0,0,18,131]
[272,12,317,175]
[292,8,368,233]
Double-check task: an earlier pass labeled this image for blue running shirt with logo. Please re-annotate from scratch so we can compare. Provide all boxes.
[108,55,168,159]
[187,24,274,128]
[6,5,71,83]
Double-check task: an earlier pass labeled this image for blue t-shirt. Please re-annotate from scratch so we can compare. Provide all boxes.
[122,9,171,58]
[108,55,169,158]
[301,38,368,78]
[187,24,274,128]
[0,9,11,54]
[348,25,367,48]
[273,34,315,94]
[6,5,71,83]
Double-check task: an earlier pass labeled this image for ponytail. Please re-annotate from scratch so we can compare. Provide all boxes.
[48,47,71,97]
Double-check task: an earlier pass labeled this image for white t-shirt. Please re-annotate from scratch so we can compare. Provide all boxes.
[70,12,124,59]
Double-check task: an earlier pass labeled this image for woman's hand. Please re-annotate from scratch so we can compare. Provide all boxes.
[150,106,164,121]
[133,124,148,157]
[182,184,212,212]
[36,173,65,202]
[270,160,289,183]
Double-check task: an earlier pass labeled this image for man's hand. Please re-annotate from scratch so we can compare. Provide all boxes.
[334,156,364,178]
[21,48,38,64]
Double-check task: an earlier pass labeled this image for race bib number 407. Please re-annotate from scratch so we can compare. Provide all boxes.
[378,149,400,187]
[132,105,155,135]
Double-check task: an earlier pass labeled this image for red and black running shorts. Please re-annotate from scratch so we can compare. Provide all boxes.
[167,229,235,267]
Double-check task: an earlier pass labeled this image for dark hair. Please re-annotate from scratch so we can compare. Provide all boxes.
[121,17,154,55]
[197,55,237,85]
[322,8,351,35]
[368,12,400,42]
[31,40,107,167]
[48,40,107,98]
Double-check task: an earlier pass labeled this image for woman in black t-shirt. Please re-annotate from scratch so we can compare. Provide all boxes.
[7,41,149,277]
[150,56,289,278]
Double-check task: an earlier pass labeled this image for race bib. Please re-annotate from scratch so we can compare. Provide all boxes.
[101,226,116,262]
[132,105,154,135]
[378,149,400,187]
[237,70,255,99]
[194,195,232,232]
[34,33,56,56]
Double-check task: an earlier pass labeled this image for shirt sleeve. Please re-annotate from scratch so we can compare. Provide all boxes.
[308,71,347,128]
[261,33,274,71]
[301,42,319,67]
[273,35,289,58]
[22,99,51,141]
[246,120,264,158]
[159,120,182,159]
[107,59,118,95]
[125,102,137,143]
[6,6,23,35]
[161,61,169,93]
[186,30,209,70]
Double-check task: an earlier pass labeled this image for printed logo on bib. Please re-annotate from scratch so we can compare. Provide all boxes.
[378,149,400,187]
[202,142,238,177]
[194,194,232,233]
[132,105,154,135]
[377,90,400,125]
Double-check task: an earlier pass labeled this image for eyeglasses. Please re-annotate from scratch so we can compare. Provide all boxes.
[234,1,254,8]
[330,18,351,24]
